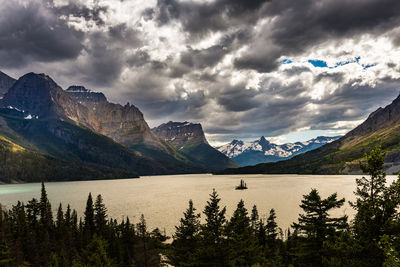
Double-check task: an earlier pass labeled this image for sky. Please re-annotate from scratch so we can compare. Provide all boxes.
[1,0,400,146]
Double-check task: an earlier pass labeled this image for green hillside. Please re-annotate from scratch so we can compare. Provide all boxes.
[0,134,137,183]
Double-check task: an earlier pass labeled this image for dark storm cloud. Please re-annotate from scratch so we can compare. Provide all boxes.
[75,23,143,86]
[155,0,269,36]
[217,86,261,112]
[55,1,108,26]
[169,30,251,78]
[0,1,84,68]
[127,51,151,67]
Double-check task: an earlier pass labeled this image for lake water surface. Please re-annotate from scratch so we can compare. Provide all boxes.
[0,174,397,236]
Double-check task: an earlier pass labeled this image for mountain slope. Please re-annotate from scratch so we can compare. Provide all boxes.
[0,71,16,96]
[152,121,239,171]
[0,133,137,183]
[218,94,400,175]
[217,136,340,166]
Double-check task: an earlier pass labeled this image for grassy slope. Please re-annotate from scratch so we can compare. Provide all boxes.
[0,135,138,183]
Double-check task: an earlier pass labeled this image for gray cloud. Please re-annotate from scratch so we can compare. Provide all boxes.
[155,0,269,37]
[0,1,84,68]
[55,1,108,26]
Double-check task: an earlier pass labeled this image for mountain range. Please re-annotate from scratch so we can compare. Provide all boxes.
[0,71,235,182]
[219,93,400,175]
[216,136,340,166]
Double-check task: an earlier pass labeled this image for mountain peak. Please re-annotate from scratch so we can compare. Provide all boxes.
[153,120,208,146]
[66,85,107,103]
[0,71,16,96]
[0,72,96,127]
[66,85,91,93]
[258,136,270,145]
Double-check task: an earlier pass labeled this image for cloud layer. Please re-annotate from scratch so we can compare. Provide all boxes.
[1,0,400,144]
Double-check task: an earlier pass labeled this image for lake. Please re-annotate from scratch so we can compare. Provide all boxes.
[0,174,397,236]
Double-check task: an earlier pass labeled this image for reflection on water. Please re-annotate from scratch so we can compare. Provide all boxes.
[0,174,397,235]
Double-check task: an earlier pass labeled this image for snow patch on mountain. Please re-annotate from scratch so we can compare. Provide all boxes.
[216,136,341,165]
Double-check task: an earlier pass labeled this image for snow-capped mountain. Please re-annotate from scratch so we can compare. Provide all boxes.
[216,136,341,166]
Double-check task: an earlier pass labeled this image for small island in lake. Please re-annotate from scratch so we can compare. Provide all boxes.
[235,179,248,190]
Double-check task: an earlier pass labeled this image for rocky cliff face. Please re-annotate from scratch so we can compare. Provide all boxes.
[0,71,16,96]
[66,86,107,103]
[152,121,208,147]
[152,121,239,170]
[0,73,98,129]
[65,85,168,150]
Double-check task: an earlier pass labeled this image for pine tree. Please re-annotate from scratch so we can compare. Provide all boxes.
[94,194,107,235]
[26,198,39,229]
[226,200,263,266]
[84,193,95,236]
[350,146,400,266]
[250,205,260,234]
[39,181,53,228]
[65,204,71,228]
[292,189,348,266]
[198,189,228,266]
[79,235,114,267]
[169,199,201,266]
[266,208,278,244]
[56,203,64,230]
[136,214,149,267]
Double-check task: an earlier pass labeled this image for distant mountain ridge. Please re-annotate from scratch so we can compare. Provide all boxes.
[217,136,340,166]
[218,93,400,175]
[152,121,239,171]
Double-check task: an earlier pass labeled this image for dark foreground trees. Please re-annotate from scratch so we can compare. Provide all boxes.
[1,146,400,266]
[0,187,166,267]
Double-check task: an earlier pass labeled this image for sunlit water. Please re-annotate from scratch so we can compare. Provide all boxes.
[0,174,397,236]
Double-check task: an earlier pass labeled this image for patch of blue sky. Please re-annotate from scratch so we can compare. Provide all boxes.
[308,59,328,68]
[362,63,377,69]
[283,56,376,70]
[282,58,293,64]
